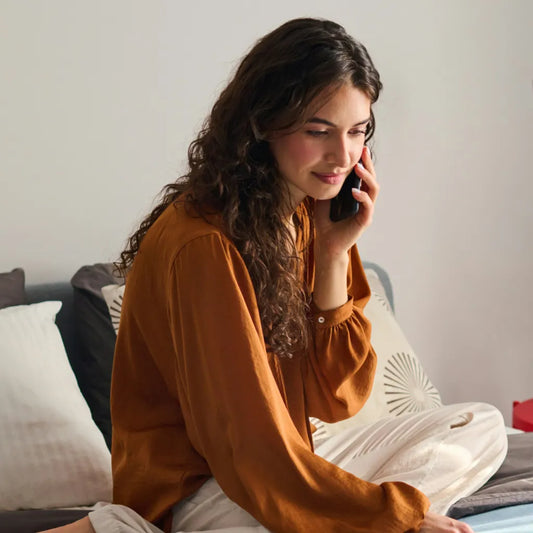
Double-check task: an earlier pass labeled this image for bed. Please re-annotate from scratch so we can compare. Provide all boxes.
[0,263,532,533]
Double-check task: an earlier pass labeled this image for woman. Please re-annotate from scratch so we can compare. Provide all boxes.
[46,17,506,533]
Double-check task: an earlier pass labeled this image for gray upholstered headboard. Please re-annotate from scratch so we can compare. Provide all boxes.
[362,261,394,311]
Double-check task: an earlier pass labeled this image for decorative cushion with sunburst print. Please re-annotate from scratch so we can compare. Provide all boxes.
[101,284,125,334]
[313,269,442,437]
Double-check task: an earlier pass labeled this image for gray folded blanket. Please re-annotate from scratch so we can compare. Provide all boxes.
[448,432,533,518]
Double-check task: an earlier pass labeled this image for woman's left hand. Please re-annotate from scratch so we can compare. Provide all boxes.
[314,145,379,259]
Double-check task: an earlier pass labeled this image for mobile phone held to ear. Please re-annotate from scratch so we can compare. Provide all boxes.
[329,163,362,222]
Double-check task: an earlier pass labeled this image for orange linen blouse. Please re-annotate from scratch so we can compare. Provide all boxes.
[110,199,429,532]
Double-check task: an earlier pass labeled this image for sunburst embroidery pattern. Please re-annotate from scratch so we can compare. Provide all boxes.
[384,351,441,416]
[108,292,123,334]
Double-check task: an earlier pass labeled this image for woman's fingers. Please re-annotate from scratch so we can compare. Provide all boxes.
[355,145,379,203]
[362,144,375,172]
[352,188,374,227]
[419,511,475,533]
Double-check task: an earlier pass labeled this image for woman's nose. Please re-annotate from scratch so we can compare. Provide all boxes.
[325,137,352,169]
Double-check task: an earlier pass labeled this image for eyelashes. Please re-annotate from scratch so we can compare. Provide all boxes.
[305,130,366,138]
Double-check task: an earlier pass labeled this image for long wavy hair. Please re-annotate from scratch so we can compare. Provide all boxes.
[117,18,382,358]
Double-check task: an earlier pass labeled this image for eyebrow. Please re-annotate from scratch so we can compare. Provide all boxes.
[306,117,371,128]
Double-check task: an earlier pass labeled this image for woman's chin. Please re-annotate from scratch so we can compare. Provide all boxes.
[314,189,342,202]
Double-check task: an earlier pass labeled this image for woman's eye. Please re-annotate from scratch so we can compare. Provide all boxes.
[350,129,367,136]
[306,130,328,137]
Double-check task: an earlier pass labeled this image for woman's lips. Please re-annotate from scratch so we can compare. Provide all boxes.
[312,172,345,185]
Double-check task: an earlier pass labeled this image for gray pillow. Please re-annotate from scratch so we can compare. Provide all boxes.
[0,268,27,309]
[70,263,124,450]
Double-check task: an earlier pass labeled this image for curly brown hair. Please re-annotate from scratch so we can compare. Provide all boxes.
[117,18,382,358]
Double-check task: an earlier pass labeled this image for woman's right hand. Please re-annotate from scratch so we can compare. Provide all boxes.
[418,511,474,532]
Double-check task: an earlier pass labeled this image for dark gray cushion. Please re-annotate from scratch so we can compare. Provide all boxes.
[71,263,124,450]
[0,268,26,309]
[0,509,89,533]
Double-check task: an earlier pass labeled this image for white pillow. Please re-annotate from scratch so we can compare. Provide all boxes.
[0,301,112,510]
[314,269,442,436]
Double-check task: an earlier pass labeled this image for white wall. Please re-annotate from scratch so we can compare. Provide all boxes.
[1,0,532,423]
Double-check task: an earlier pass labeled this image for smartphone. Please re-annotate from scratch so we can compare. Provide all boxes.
[329,162,362,222]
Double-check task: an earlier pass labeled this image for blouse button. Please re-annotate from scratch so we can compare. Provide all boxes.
[317,316,325,324]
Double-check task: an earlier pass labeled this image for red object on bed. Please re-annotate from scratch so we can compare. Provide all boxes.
[513,399,533,432]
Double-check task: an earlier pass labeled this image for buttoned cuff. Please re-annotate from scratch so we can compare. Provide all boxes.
[310,296,354,329]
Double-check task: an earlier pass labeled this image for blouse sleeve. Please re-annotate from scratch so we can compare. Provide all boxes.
[303,243,379,423]
[166,233,428,533]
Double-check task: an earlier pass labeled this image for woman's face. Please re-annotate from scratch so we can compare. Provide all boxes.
[269,83,371,208]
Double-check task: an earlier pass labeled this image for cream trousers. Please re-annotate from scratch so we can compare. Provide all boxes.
[89,402,507,533]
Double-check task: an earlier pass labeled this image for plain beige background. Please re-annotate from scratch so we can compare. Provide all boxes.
[1,0,532,423]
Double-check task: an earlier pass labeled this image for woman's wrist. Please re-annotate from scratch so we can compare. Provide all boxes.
[312,251,350,311]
